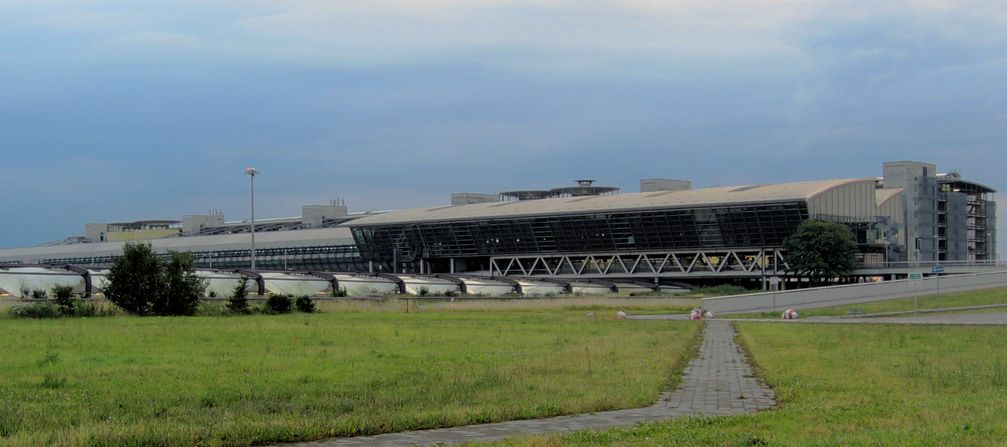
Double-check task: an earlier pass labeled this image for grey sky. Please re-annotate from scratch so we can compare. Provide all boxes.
[1,1,1004,253]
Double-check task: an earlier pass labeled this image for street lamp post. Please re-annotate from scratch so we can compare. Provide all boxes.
[244,167,260,270]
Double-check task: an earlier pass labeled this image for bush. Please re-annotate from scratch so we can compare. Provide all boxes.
[71,300,116,317]
[265,294,292,314]
[156,252,204,316]
[8,298,114,319]
[694,284,751,296]
[295,296,316,313]
[105,243,205,316]
[10,304,59,319]
[331,287,347,297]
[227,277,250,314]
[52,285,76,316]
[105,243,166,315]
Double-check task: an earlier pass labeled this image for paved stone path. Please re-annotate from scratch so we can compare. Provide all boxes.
[278,321,774,447]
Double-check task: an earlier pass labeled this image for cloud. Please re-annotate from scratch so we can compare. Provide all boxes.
[1,0,1006,253]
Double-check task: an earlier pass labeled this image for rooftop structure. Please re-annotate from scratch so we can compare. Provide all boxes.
[499,179,620,202]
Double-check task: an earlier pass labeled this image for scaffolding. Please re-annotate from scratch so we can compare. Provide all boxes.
[939,179,995,261]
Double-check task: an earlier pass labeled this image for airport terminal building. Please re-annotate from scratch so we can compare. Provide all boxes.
[0,161,996,283]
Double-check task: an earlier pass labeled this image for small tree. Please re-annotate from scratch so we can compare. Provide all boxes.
[156,252,204,316]
[52,284,76,316]
[105,244,204,316]
[783,220,858,286]
[105,243,164,316]
[227,277,250,313]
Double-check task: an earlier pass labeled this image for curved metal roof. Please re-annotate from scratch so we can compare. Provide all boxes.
[0,227,356,261]
[346,178,874,227]
[875,188,903,206]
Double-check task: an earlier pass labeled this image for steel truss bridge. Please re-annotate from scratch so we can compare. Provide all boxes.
[489,248,789,278]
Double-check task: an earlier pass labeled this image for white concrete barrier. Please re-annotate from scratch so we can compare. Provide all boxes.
[702,270,1007,314]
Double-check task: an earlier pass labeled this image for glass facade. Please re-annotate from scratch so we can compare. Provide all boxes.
[352,202,810,265]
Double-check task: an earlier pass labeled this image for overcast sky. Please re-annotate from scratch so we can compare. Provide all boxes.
[2,1,1005,253]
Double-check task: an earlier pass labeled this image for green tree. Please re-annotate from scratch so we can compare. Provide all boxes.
[783,220,858,285]
[105,243,164,316]
[227,277,250,313]
[156,252,205,316]
[51,284,77,316]
[105,244,205,316]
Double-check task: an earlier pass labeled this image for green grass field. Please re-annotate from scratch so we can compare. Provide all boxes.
[498,322,1007,446]
[726,287,1007,319]
[0,310,701,446]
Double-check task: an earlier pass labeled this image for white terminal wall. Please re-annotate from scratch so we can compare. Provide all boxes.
[0,267,85,298]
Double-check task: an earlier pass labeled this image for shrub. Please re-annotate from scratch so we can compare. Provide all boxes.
[105,244,205,316]
[10,304,59,319]
[295,296,316,313]
[105,243,165,316]
[71,300,116,317]
[155,252,205,316]
[52,284,76,316]
[227,277,250,313]
[30,289,48,300]
[418,287,429,297]
[443,290,458,298]
[694,284,751,296]
[331,287,347,297]
[265,294,292,314]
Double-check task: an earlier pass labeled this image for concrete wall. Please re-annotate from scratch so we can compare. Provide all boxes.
[702,270,1007,314]
[884,161,938,262]
[84,223,108,242]
[302,204,348,228]
[182,214,225,235]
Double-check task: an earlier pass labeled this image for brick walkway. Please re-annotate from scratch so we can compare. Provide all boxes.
[278,321,775,446]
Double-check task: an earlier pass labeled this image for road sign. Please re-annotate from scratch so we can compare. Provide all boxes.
[909,273,923,314]
[932,265,945,274]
